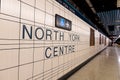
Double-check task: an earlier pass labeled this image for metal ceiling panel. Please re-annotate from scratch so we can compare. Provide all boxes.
[97,9,120,35]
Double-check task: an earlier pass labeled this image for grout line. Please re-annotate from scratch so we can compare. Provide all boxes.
[32,0,36,80]
[0,0,1,13]
[51,0,54,79]
[18,0,22,80]
[43,0,47,79]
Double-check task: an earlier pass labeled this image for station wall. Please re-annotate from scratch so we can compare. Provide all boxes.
[0,0,109,80]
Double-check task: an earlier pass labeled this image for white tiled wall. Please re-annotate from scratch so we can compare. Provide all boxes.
[1,0,20,17]
[0,0,109,80]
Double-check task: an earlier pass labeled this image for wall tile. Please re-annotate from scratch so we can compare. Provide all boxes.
[21,3,34,21]
[0,19,19,39]
[0,67,18,80]
[45,14,54,26]
[52,57,58,68]
[46,1,53,15]
[34,61,43,76]
[36,0,45,11]
[53,5,59,15]
[59,56,64,65]
[52,76,58,80]
[20,48,33,64]
[34,47,44,61]
[0,50,18,70]
[21,0,35,6]
[0,14,19,22]
[35,9,45,24]
[44,59,52,71]
[1,0,20,17]
[19,64,33,80]
[34,77,44,80]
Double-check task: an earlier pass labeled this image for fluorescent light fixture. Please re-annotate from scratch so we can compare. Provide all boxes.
[85,0,96,13]
[117,0,120,8]
[115,20,120,22]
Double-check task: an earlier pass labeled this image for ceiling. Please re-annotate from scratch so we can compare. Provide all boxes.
[97,9,120,36]
[90,0,117,12]
[90,0,120,37]
[69,0,120,40]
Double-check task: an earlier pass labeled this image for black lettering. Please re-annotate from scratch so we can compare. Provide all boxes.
[35,27,44,40]
[69,34,72,41]
[68,45,72,53]
[46,29,52,40]
[70,34,80,41]
[45,47,52,58]
[60,32,64,40]
[77,35,80,40]
[59,46,64,55]
[72,34,75,41]
[53,47,58,57]
[68,45,75,53]
[72,45,75,52]
[64,46,68,54]
[22,25,32,39]
[54,30,58,40]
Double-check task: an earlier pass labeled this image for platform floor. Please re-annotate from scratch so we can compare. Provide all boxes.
[68,46,120,80]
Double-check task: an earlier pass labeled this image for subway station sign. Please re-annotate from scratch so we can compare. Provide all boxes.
[22,24,80,59]
[21,1,80,59]
[55,14,72,31]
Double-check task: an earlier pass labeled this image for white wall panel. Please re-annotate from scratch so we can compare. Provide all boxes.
[0,0,110,80]
[36,0,45,11]
[21,3,34,21]
[1,0,20,17]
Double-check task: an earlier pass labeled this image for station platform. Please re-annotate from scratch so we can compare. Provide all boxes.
[68,46,120,80]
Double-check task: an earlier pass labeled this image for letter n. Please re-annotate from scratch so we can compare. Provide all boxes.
[22,25,32,39]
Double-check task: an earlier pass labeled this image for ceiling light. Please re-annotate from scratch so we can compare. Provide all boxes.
[85,0,96,13]
[115,20,120,22]
[117,0,120,8]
